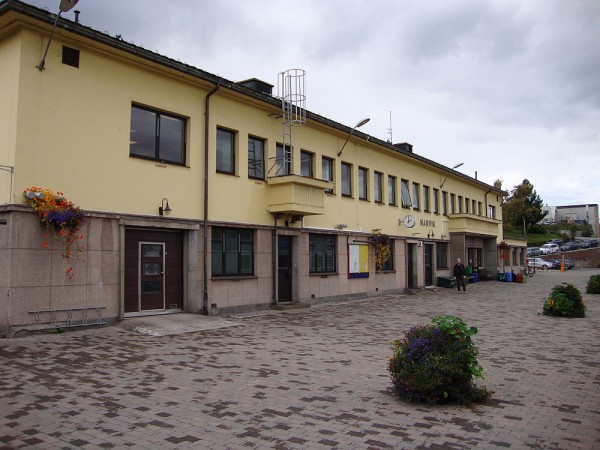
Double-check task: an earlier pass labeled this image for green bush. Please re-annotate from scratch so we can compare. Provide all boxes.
[586,274,600,294]
[543,283,585,318]
[388,315,491,404]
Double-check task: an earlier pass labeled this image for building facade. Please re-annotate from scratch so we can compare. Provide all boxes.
[0,1,508,337]
[555,204,599,237]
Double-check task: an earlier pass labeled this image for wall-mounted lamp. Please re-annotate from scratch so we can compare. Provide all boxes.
[25,190,45,200]
[159,198,172,216]
[37,0,80,71]
[440,162,464,189]
[335,224,347,230]
[427,230,435,239]
[337,118,370,157]
[441,234,448,239]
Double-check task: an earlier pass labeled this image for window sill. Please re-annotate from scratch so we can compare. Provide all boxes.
[211,275,257,281]
[309,272,338,277]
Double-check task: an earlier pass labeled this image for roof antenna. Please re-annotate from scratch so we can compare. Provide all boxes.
[387,111,393,143]
[37,0,80,71]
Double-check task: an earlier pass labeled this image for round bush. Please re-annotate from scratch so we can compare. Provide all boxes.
[543,283,585,317]
[388,316,491,404]
[586,274,600,294]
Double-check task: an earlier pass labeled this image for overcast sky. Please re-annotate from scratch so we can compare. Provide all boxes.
[25,0,600,208]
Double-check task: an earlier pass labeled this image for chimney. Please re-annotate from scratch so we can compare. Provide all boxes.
[394,142,413,153]
[238,78,274,95]
[74,10,80,23]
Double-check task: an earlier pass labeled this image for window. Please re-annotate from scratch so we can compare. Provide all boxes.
[442,191,448,215]
[433,188,439,214]
[378,240,394,271]
[309,234,336,273]
[488,205,496,219]
[130,105,186,165]
[450,194,456,214]
[472,199,477,215]
[211,228,253,276]
[512,248,517,265]
[341,162,352,197]
[322,157,334,194]
[465,197,470,214]
[301,150,314,177]
[412,183,420,210]
[423,185,430,212]
[216,128,235,174]
[248,136,264,179]
[274,143,291,175]
[62,46,80,68]
[436,242,448,268]
[374,172,383,203]
[388,176,397,206]
[401,179,412,207]
[478,201,482,216]
[458,196,463,213]
[358,167,368,200]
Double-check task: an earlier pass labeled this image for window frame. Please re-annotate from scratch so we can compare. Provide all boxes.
[401,179,412,208]
[216,127,236,174]
[129,104,187,166]
[358,166,368,201]
[423,185,430,212]
[412,182,420,210]
[309,234,337,274]
[450,193,456,214]
[341,162,353,197]
[300,150,314,178]
[433,188,439,214]
[211,227,254,276]
[458,195,463,213]
[378,239,394,271]
[388,175,397,206]
[322,157,334,194]
[442,191,448,215]
[248,135,265,180]
[274,143,291,176]
[436,242,448,269]
[374,171,383,203]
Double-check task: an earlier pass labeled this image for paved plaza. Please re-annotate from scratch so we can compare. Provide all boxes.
[1,269,599,449]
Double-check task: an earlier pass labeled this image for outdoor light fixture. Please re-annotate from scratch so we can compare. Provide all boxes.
[335,224,347,230]
[440,162,464,188]
[336,117,370,157]
[37,0,80,71]
[159,198,172,216]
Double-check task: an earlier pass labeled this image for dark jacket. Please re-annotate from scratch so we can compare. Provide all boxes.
[453,263,466,278]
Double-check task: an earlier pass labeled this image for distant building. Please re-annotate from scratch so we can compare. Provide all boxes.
[540,205,555,224]
[555,204,599,237]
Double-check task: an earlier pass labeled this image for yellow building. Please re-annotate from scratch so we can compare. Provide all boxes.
[0,1,515,337]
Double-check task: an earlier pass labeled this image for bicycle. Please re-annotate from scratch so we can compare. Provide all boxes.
[520,266,534,277]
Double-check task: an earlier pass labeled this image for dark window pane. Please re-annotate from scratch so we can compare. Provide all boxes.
[248,137,264,179]
[301,151,313,177]
[142,263,162,276]
[142,244,162,258]
[159,115,185,164]
[341,163,351,196]
[142,281,162,293]
[309,234,336,273]
[217,129,235,173]
[130,107,156,159]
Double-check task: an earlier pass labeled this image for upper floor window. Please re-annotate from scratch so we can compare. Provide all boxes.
[465,197,470,214]
[274,143,291,176]
[322,157,334,194]
[423,185,430,212]
[401,179,412,207]
[412,182,420,210]
[248,136,265,179]
[450,193,456,214]
[341,162,352,197]
[301,150,314,177]
[217,128,235,174]
[478,201,483,216]
[130,105,186,165]
[442,191,448,215]
[488,205,496,219]
[358,167,368,200]
[374,171,383,203]
[388,176,397,206]
[433,188,439,214]
[458,195,463,213]
[472,199,477,215]
[211,227,253,276]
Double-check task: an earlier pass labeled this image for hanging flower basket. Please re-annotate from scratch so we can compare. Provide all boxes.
[368,229,391,272]
[24,187,85,279]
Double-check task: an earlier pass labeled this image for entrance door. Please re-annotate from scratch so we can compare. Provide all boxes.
[277,235,293,302]
[125,229,183,314]
[424,244,433,286]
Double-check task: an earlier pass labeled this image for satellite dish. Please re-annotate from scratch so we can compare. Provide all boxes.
[59,0,79,13]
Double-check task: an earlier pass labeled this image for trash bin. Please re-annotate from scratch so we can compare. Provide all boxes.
[466,266,473,276]
[437,276,455,288]
[516,274,523,283]
[505,272,513,282]
[472,273,478,283]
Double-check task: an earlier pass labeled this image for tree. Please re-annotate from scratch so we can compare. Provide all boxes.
[502,179,546,235]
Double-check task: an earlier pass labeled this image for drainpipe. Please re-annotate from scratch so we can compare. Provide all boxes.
[202,84,220,315]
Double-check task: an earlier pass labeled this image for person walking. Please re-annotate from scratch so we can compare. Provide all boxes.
[453,258,467,293]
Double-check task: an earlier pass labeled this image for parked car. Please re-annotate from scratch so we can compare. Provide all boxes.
[527,257,553,269]
[577,240,591,249]
[549,258,575,270]
[560,241,580,252]
[539,243,560,254]
[548,238,563,245]
[527,247,541,257]
[590,239,599,248]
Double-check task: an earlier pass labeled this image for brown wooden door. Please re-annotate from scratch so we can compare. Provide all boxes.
[125,229,183,313]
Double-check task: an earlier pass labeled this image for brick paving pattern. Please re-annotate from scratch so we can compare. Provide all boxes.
[1,269,599,449]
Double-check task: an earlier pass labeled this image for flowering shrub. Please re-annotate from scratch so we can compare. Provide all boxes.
[368,229,391,272]
[388,315,491,404]
[586,274,600,294]
[543,283,585,317]
[24,187,85,279]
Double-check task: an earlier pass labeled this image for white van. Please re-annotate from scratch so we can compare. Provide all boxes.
[539,243,559,254]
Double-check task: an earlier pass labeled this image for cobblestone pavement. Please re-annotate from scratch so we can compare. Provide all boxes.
[1,269,599,449]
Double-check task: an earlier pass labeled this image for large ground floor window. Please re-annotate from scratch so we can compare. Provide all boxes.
[436,242,448,268]
[309,234,336,273]
[211,228,253,276]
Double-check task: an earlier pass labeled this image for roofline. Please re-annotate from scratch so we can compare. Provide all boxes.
[0,0,505,195]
